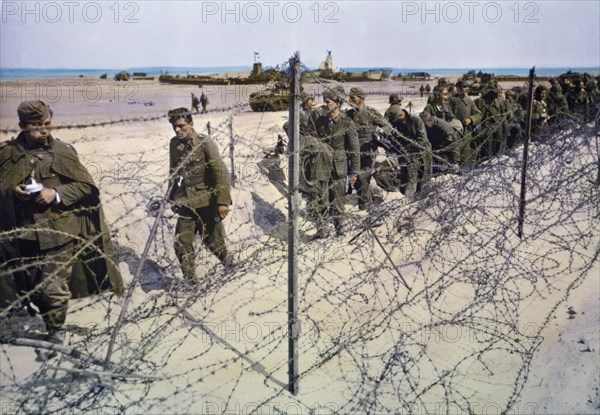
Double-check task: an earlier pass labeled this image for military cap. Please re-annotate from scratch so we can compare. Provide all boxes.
[167,107,193,123]
[505,89,516,97]
[432,85,446,95]
[323,88,345,105]
[455,80,466,89]
[385,106,403,121]
[389,94,402,105]
[419,112,432,123]
[18,100,52,123]
[349,87,366,99]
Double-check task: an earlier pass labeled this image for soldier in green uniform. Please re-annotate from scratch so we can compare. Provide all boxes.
[505,88,525,149]
[532,86,549,134]
[448,81,483,165]
[0,101,123,346]
[306,88,360,237]
[547,82,570,124]
[200,92,209,114]
[386,106,432,197]
[346,87,391,211]
[283,92,322,138]
[167,108,232,284]
[384,94,403,122]
[421,87,463,167]
[567,80,591,116]
[474,86,509,158]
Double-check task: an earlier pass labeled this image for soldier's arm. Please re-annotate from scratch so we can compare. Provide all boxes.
[345,121,361,175]
[468,101,483,125]
[51,144,97,206]
[369,107,393,136]
[415,117,429,147]
[53,182,95,206]
[204,139,232,206]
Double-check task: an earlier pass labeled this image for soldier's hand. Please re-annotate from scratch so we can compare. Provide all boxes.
[348,175,358,186]
[217,204,229,220]
[463,117,472,125]
[14,185,29,201]
[34,188,57,205]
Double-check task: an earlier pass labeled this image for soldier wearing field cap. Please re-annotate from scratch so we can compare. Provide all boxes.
[387,106,432,197]
[345,87,391,211]
[448,80,482,165]
[384,94,404,122]
[0,101,123,350]
[305,88,360,237]
[167,107,232,285]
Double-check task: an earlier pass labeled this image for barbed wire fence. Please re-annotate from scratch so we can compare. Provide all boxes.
[1,61,599,415]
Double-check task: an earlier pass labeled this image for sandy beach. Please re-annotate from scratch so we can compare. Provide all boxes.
[0,75,598,414]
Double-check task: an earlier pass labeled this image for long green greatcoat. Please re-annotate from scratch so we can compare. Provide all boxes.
[0,134,124,310]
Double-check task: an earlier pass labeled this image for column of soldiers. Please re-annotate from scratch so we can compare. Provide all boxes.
[3,75,596,355]
[289,73,599,238]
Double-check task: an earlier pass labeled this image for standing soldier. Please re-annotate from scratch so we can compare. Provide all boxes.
[475,86,509,159]
[448,80,482,165]
[0,101,123,349]
[532,86,549,134]
[345,87,390,211]
[306,88,360,237]
[387,106,432,196]
[283,93,321,138]
[167,108,232,286]
[200,92,209,114]
[547,82,570,124]
[384,94,403,122]
[504,88,525,149]
[567,80,591,117]
[191,93,200,114]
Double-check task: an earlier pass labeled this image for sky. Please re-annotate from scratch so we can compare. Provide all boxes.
[1,0,599,70]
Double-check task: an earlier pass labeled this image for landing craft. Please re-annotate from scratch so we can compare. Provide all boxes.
[302,51,392,83]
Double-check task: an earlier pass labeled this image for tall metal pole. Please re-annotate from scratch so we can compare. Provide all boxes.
[518,67,536,239]
[228,117,236,188]
[287,52,301,395]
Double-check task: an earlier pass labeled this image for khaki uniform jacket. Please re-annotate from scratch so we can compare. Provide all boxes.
[0,134,123,309]
[169,131,231,209]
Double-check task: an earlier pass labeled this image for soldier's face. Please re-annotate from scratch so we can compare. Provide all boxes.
[21,115,52,146]
[349,95,363,107]
[325,99,339,114]
[173,118,194,141]
[304,98,316,109]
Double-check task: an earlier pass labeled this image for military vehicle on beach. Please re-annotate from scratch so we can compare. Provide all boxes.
[159,61,287,86]
[248,82,290,112]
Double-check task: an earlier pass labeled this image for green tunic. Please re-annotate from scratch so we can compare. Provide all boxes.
[168,130,232,279]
